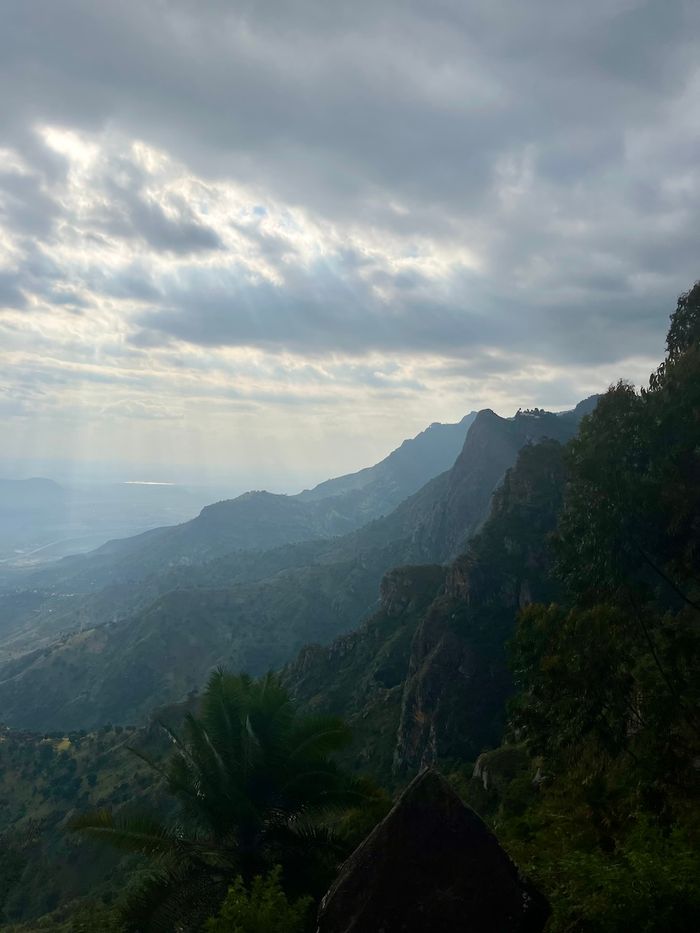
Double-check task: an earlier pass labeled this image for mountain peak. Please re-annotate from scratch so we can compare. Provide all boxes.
[298,413,477,504]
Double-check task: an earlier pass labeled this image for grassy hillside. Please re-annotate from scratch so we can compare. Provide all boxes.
[0,723,159,926]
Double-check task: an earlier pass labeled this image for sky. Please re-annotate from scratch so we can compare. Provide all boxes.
[1,0,699,490]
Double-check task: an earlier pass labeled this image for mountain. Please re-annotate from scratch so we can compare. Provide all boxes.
[298,414,476,502]
[0,438,570,925]
[0,413,476,663]
[284,439,569,782]
[0,479,227,571]
[0,476,66,509]
[332,403,589,564]
[0,403,593,732]
[8,414,477,596]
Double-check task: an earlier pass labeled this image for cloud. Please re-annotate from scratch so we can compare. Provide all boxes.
[0,270,27,310]
[0,167,62,237]
[99,399,184,420]
[87,153,223,254]
[0,0,698,478]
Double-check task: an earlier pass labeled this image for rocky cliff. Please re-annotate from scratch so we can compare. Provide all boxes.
[285,564,446,778]
[392,438,569,773]
[287,439,570,781]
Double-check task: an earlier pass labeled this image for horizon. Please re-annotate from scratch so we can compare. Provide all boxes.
[0,393,597,493]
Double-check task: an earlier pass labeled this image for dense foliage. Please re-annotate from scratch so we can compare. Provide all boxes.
[70,670,365,931]
[206,867,311,933]
[489,283,700,931]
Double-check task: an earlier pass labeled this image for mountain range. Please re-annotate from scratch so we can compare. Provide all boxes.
[0,402,595,732]
[284,437,569,782]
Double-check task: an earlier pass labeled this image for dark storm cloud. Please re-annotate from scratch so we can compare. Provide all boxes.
[0,0,699,366]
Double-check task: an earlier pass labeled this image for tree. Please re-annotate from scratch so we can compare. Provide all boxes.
[517,284,700,762]
[206,866,311,933]
[71,670,364,932]
[559,282,700,605]
[499,281,700,931]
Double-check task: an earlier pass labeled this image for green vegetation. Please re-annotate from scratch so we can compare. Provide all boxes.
[0,724,157,925]
[285,564,447,781]
[206,867,311,933]
[70,670,367,931]
[4,899,125,931]
[466,282,700,932]
[1,284,698,930]
[0,400,581,734]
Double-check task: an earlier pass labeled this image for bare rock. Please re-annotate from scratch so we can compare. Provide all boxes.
[317,768,549,933]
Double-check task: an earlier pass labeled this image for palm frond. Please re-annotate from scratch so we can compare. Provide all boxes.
[288,715,353,761]
[69,810,185,858]
[122,860,228,933]
[127,744,169,780]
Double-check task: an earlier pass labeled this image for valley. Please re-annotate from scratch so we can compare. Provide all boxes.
[0,405,587,732]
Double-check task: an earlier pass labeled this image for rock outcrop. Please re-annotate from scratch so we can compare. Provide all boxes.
[317,768,549,933]
[284,565,446,779]
[391,594,512,775]
[392,439,569,774]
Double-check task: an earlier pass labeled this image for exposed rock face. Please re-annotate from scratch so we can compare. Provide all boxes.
[284,565,446,780]
[392,439,569,774]
[392,596,512,775]
[411,407,582,562]
[286,440,571,779]
[379,565,446,617]
[317,768,549,933]
[473,745,530,792]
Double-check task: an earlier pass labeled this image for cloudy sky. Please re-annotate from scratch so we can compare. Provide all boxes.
[1,0,698,488]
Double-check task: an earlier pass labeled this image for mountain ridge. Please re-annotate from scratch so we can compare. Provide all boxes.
[0,400,595,731]
[8,413,478,596]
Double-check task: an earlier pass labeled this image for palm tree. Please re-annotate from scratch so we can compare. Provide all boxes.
[71,669,363,932]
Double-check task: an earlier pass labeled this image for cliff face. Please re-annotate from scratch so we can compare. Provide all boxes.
[299,413,477,503]
[393,439,568,774]
[353,406,581,570]
[392,595,511,775]
[285,565,446,779]
[287,439,569,782]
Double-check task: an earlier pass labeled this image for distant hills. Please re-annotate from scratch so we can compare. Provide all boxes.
[0,413,479,660]
[11,413,478,594]
[0,433,576,927]
[0,477,223,569]
[298,413,477,503]
[0,402,596,731]
[0,476,66,509]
